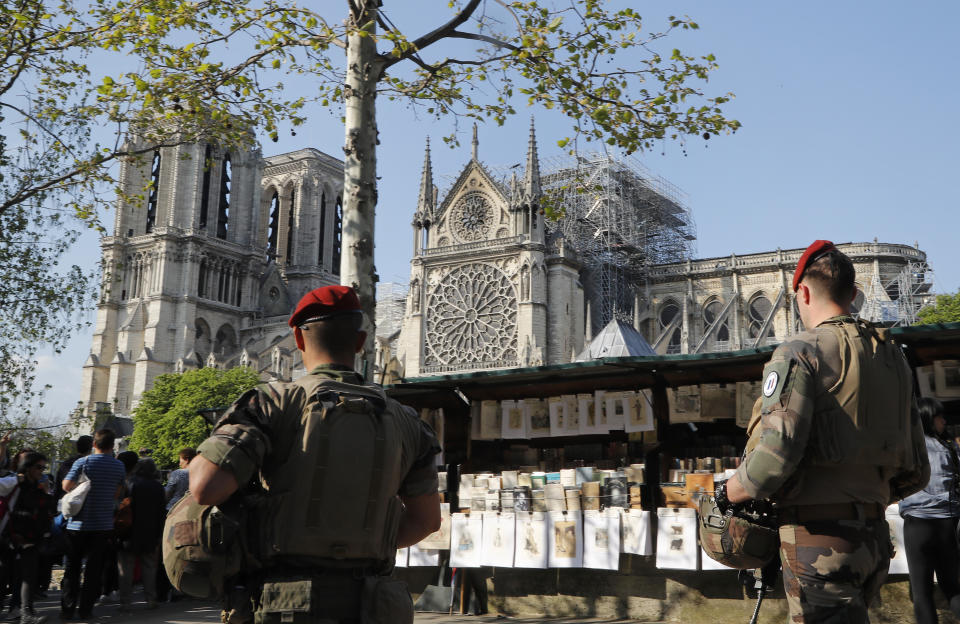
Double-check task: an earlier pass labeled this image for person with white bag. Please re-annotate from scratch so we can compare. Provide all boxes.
[59,429,125,620]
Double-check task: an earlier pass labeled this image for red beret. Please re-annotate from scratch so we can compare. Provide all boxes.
[793,240,837,292]
[289,285,361,328]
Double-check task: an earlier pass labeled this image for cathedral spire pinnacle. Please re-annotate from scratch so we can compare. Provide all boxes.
[471,123,479,161]
[417,137,434,216]
[523,116,542,202]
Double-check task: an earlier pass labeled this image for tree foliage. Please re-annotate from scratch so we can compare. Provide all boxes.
[129,366,260,468]
[0,417,73,463]
[917,291,960,326]
[2,0,740,389]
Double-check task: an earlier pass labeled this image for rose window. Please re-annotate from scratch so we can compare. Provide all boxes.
[452,193,493,242]
[424,263,518,369]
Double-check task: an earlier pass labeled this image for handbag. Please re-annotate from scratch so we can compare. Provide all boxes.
[61,468,91,519]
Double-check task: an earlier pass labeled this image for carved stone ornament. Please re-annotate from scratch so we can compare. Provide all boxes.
[424,263,518,369]
[451,192,493,243]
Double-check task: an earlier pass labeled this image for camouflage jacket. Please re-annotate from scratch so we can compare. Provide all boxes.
[197,364,440,501]
[734,316,929,507]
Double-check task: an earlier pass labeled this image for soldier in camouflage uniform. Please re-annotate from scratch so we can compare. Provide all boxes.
[189,285,441,624]
[717,240,930,624]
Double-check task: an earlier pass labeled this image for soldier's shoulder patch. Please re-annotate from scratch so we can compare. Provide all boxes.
[760,359,792,410]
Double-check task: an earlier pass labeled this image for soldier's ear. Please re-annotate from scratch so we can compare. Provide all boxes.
[355,330,367,354]
[294,327,305,352]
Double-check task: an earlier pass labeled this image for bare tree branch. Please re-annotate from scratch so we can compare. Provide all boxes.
[381,0,483,69]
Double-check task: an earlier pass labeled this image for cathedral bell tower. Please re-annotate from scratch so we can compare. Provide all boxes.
[81,126,342,418]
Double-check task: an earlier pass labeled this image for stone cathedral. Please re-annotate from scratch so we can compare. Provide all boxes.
[394,125,934,379]
[80,132,345,418]
[81,123,935,417]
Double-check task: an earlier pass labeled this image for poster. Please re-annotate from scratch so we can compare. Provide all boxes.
[419,504,451,550]
[450,513,483,568]
[668,386,702,424]
[620,509,653,556]
[583,509,621,571]
[458,474,474,510]
[916,365,936,399]
[548,397,565,437]
[578,393,601,435]
[408,544,440,567]
[886,505,909,575]
[601,391,623,431]
[655,507,698,570]
[479,400,501,440]
[562,395,580,434]
[525,398,551,438]
[625,389,655,433]
[605,391,628,431]
[934,360,960,398]
[700,383,737,422]
[480,511,516,567]
[514,511,549,569]
[501,400,526,439]
[395,547,409,568]
[736,381,763,428]
[548,511,583,568]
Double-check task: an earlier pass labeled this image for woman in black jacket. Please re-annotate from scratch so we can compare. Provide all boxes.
[9,452,56,624]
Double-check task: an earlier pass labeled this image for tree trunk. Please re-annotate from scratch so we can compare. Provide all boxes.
[342,0,382,379]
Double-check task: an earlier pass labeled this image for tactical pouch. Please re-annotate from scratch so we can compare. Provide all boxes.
[162,492,245,599]
[360,576,413,624]
[254,577,363,624]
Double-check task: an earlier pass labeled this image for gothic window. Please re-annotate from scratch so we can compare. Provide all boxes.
[332,196,342,275]
[266,191,279,259]
[317,192,326,264]
[659,300,682,354]
[424,263,518,370]
[216,153,231,239]
[197,259,207,298]
[285,188,296,264]
[748,294,772,339]
[452,193,493,242]
[199,145,212,229]
[214,324,238,358]
[235,276,242,306]
[146,150,161,233]
[195,318,212,363]
[703,299,730,343]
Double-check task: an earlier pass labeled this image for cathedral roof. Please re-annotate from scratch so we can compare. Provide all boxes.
[575,319,656,361]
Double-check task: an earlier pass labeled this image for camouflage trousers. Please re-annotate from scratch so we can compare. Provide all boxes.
[779,519,891,623]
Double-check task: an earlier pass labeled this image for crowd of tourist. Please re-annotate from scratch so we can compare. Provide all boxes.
[0,429,196,623]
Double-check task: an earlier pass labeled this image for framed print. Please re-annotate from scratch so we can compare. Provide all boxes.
[514,511,549,569]
[480,511,516,567]
[450,513,483,568]
[501,400,526,439]
[548,511,583,568]
[583,509,620,571]
[655,507,697,570]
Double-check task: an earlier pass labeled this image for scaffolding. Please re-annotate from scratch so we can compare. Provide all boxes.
[856,257,935,327]
[541,153,696,335]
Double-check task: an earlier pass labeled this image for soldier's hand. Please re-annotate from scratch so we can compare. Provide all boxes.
[0,432,10,446]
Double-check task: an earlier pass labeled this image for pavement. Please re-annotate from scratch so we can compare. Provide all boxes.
[21,591,629,624]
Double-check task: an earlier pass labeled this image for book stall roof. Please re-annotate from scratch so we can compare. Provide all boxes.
[386,346,776,408]
[888,322,960,363]
[385,322,960,408]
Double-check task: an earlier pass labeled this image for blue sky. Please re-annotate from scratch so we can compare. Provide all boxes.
[31,1,960,421]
